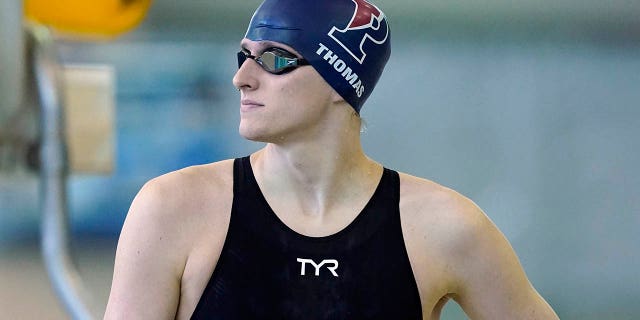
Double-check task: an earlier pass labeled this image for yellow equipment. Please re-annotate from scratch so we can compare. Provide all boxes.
[25,0,152,37]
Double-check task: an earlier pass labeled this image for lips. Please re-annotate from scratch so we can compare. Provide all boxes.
[240,99,264,111]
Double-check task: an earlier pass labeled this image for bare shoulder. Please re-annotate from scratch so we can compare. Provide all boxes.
[398,172,485,244]
[398,172,558,319]
[398,172,488,282]
[137,159,235,219]
[105,159,235,319]
[125,159,235,242]
[143,159,235,204]
[398,171,516,270]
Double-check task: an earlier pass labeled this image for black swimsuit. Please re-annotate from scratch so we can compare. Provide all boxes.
[191,157,422,319]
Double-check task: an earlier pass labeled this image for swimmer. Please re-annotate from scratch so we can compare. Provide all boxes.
[104,0,560,319]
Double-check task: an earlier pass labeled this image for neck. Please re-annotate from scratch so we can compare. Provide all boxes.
[250,110,381,216]
[256,125,371,187]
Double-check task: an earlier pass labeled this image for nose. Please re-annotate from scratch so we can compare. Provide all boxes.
[232,56,259,91]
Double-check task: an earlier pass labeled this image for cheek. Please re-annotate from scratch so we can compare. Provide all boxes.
[273,78,308,107]
[288,74,333,103]
[269,69,334,113]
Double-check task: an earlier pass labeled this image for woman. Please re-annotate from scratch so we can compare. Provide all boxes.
[105,0,559,319]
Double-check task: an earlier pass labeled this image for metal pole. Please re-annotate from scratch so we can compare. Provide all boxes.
[0,0,24,122]
[31,24,96,320]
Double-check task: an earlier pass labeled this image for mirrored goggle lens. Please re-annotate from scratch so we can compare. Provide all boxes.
[237,50,308,74]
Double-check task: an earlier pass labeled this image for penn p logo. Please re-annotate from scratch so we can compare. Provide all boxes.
[328,0,389,64]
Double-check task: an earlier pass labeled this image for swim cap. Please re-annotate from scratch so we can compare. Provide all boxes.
[245,0,391,113]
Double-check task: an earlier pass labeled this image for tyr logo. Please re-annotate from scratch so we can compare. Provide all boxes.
[328,0,389,64]
[297,258,339,277]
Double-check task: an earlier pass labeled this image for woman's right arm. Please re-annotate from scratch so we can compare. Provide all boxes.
[104,178,189,320]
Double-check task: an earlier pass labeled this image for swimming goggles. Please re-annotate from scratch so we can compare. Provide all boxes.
[237,47,310,75]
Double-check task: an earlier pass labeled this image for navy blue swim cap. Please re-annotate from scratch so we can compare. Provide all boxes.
[245,0,391,113]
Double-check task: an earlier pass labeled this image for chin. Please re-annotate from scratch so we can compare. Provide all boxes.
[238,125,269,143]
[241,134,268,143]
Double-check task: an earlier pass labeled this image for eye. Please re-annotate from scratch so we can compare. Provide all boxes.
[264,47,297,59]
